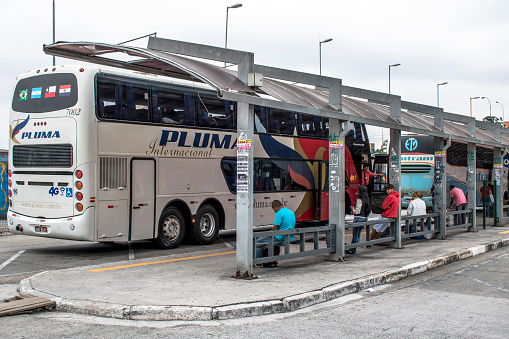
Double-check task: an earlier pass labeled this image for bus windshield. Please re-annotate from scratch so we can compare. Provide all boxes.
[12,73,78,113]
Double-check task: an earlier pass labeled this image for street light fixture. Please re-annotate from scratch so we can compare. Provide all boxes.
[437,82,448,107]
[388,63,401,94]
[470,96,480,117]
[224,3,243,67]
[481,96,492,117]
[496,101,504,125]
[319,38,333,75]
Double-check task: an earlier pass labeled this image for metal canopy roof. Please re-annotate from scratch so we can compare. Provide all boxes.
[43,42,255,95]
[44,41,509,149]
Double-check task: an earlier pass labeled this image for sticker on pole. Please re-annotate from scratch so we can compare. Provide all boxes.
[329,140,343,149]
[434,151,445,158]
[237,139,252,150]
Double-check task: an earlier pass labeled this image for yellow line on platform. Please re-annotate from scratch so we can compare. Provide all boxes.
[88,250,237,272]
[499,230,509,234]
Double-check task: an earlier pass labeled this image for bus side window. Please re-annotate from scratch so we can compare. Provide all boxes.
[124,83,149,122]
[196,94,236,130]
[96,78,117,119]
[298,113,323,137]
[220,158,237,193]
[268,108,295,135]
[254,106,268,133]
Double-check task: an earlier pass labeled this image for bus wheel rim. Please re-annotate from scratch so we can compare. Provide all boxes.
[199,212,215,237]
[163,216,180,241]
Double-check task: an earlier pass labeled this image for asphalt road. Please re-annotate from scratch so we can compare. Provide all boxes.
[1,237,508,338]
[0,231,237,285]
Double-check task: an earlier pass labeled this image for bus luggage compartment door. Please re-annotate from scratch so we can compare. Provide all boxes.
[130,158,156,241]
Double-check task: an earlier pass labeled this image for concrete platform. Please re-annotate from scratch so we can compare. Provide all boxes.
[19,226,509,321]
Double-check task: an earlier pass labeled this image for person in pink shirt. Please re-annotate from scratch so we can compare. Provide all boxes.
[449,185,467,225]
[361,164,384,186]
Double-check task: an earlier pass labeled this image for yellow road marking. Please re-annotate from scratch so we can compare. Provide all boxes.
[499,230,509,234]
[88,230,369,273]
[88,250,236,272]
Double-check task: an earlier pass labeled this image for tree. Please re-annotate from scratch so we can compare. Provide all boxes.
[482,116,503,125]
[372,139,388,154]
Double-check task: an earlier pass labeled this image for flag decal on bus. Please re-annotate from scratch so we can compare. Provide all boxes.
[59,84,71,96]
[45,86,56,98]
[19,89,28,101]
[31,87,42,99]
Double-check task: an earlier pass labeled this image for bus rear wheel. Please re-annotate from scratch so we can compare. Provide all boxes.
[190,205,219,245]
[156,207,185,249]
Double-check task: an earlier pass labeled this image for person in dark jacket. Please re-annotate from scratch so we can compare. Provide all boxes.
[370,183,400,240]
[346,185,370,254]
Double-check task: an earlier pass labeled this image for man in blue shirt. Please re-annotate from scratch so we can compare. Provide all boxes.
[255,200,296,268]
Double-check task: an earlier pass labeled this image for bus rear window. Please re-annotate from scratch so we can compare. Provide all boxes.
[12,73,78,113]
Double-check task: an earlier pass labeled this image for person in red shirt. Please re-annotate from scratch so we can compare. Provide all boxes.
[370,183,400,240]
[361,164,384,186]
[479,184,492,205]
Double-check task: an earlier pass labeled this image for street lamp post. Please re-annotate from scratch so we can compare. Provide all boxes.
[388,63,401,94]
[437,82,448,107]
[470,96,480,117]
[52,0,55,66]
[225,3,243,67]
[319,38,333,75]
[482,96,492,117]
[496,101,504,125]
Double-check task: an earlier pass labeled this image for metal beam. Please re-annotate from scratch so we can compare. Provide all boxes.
[148,36,251,65]
[221,91,509,148]
[434,137,451,240]
[328,119,348,261]
[235,102,254,277]
[389,128,402,248]
[467,142,476,232]
[343,85,396,105]
[494,147,503,227]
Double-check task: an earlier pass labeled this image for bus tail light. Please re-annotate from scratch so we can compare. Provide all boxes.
[8,180,12,187]
[76,181,83,190]
[75,170,83,179]
[8,170,12,178]
[9,200,12,207]
[76,192,83,201]
[76,203,83,212]
[9,190,12,197]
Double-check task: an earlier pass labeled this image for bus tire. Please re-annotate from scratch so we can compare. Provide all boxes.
[156,207,185,249]
[190,205,220,245]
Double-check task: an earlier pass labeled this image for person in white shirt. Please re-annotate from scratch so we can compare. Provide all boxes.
[407,191,430,238]
[407,191,427,216]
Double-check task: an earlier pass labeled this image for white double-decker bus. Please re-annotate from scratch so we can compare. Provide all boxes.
[7,65,371,248]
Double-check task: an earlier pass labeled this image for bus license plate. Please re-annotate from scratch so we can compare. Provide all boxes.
[34,226,48,233]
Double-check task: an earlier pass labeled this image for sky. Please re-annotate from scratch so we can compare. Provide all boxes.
[1,0,509,149]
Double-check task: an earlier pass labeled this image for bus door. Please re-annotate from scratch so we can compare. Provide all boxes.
[371,154,388,214]
[129,158,156,241]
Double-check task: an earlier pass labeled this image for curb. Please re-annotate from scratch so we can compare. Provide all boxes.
[19,237,509,321]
